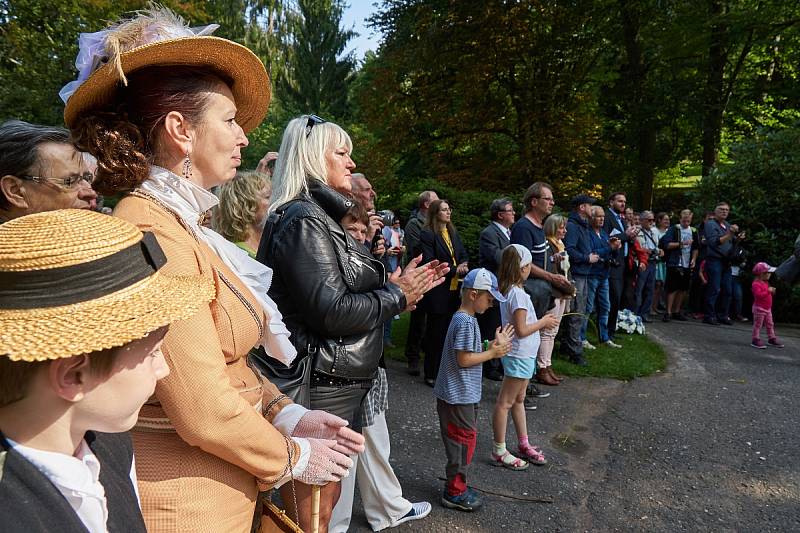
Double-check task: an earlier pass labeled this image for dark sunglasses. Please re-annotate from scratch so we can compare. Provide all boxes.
[305,114,326,138]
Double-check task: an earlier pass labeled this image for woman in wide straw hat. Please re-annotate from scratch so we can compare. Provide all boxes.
[0,209,213,532]
[62,6,363,532]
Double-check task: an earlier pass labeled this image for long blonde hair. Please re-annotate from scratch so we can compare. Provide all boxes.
[269,115,353,212]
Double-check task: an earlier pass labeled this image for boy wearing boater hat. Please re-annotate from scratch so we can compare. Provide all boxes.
[0,209,213,533]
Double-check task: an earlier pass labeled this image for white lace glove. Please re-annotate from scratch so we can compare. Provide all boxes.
[291,410,366,456]
[292,437,353,486]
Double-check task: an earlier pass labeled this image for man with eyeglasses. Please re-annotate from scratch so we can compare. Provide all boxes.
[478,198,515,380]
[634,210,663,322]
[0,120,97,223]
[511,182,573,396]
[603,191,639,337]
[702,201,744,325]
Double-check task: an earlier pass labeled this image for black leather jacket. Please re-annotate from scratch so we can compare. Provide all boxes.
[257,179,406,380]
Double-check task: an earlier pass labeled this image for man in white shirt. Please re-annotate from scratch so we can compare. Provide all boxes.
[0,210,212,533]
[634,210,664,321]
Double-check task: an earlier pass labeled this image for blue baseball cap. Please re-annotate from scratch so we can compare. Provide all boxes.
[462,268,507,302]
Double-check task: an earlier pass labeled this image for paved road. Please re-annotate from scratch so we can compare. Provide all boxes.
[347,320,800,532]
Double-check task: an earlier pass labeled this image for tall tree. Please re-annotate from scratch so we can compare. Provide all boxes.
[279,0,356,118]
[698,0,799,176]
[360,0,613,196]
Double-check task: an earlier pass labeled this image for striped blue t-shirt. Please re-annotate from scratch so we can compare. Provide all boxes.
[434,311,483,405]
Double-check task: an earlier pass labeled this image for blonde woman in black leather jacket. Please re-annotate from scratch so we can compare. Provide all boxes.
[257,115,447,532]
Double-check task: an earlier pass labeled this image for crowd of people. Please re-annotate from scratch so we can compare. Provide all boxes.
[0,6,794,533]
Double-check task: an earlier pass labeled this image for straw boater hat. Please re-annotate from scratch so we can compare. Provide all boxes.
[61,5,270,133]
[0,209,215,362]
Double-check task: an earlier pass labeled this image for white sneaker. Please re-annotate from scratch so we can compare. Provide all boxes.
[604,340,622,349]
[390,502,432,529]
[582,340,596,350]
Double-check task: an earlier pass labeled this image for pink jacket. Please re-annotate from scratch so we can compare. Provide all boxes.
[751,279,772,310]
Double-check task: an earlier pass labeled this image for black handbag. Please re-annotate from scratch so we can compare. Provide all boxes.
[248,347,312,408]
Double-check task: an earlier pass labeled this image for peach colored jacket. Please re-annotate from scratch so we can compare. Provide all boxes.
[115,195,297,533]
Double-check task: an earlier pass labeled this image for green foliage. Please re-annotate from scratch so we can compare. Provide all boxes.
[278,0,356,119]
[0,0,147,125]
[357,0,612,194]
[695,123,800,320]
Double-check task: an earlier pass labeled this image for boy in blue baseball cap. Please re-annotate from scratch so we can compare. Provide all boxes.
[433,268,514,512]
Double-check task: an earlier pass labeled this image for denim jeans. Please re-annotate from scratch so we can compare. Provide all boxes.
[582,277,611,342]
[635,263,657,318]
[704,257,732,320]
[730,276,743,318]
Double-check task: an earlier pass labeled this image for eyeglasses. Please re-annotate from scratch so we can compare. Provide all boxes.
[18,172,94,189]
[536,196,555,203]
[305,114,326,138]
[500,209,515,213]
[440,207,453,213]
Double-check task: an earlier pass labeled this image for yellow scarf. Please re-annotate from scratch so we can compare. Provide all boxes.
[547,237,564,252]
[440,227,459,291]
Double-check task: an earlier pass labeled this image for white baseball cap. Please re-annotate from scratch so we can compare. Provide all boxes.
[506,244,532,267]
[462,268,507,302]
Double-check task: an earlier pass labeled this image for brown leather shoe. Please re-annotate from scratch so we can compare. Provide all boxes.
[547,367,564,382]
[537,367,559,386]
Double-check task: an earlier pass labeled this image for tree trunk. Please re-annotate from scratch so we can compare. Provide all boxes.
[702,0,728,177]
[637,127,657,209]
[619,0,656,208]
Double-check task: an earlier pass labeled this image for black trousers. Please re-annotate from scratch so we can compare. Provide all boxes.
[404,306,427,366]
[424,311,456,381]
[622,268,638,312]
[607,273,623,338]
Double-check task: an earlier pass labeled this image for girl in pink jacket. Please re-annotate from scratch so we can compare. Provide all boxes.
[751,262,784,349]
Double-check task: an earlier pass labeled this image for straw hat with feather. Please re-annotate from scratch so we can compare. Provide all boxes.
[0,209,215,362]
[61,4,270,134]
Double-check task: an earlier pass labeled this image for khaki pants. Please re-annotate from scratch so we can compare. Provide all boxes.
[329,411,412,532]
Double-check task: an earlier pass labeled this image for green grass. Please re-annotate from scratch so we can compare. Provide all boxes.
[551,328,667,380]
[384,312,667,381]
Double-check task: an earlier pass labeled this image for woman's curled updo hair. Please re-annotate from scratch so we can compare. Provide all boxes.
[71,65,231,196]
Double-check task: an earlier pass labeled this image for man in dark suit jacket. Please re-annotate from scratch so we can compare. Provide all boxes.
[477,198,514,380]
[603,191,638,339]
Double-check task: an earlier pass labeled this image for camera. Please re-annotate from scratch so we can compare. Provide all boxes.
[599,256,620,268]
[378,210,395,228]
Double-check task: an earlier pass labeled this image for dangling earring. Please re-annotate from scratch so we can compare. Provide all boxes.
[182,151,193,181]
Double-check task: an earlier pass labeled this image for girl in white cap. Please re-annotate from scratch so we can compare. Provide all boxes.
[492,244,559,469]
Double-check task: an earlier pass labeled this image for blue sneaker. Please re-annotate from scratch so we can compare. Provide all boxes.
[441,487,483,512]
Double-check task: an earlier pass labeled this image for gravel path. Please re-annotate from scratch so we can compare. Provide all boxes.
[346,319,800,532]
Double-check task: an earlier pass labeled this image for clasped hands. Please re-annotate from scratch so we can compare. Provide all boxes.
[290,410,366,485]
